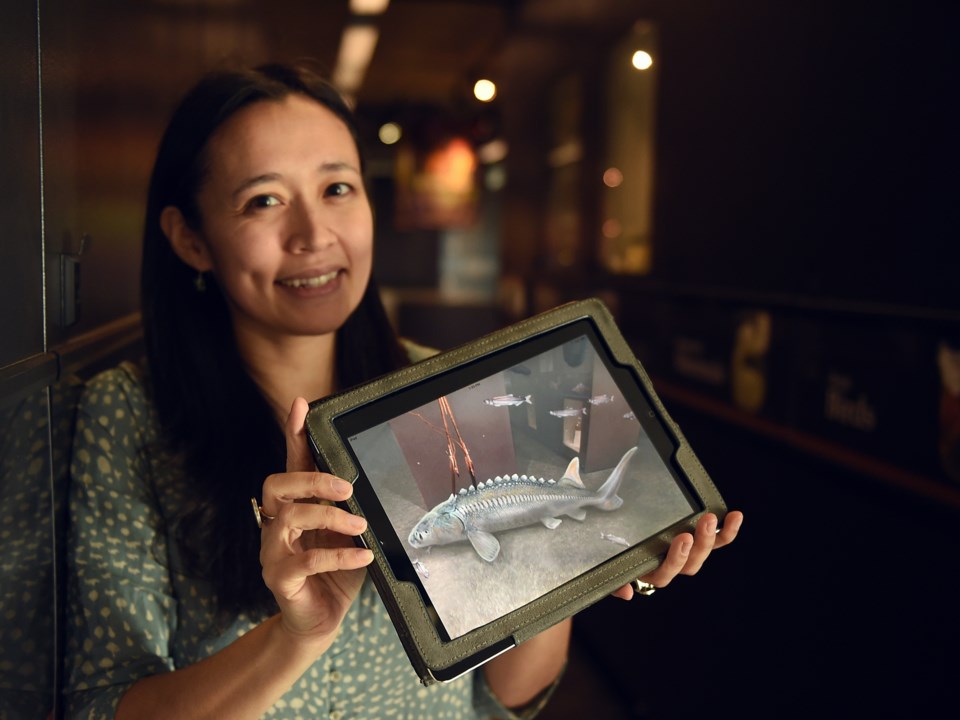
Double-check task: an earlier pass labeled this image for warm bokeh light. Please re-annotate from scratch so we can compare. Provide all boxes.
[473,79,497,102]
[333,25,379,94]
[378,122,402,145]
[484,164,507,191]
[603,167,624,188]
[424,137,477,195]
[602,219,622,239]
[350,0,390,14]
[631,50,654,70]
[477,138,508,164]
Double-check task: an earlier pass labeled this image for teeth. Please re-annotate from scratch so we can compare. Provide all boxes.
[281,270,338,288]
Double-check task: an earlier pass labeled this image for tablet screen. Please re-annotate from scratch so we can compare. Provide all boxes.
[339,322,699,640]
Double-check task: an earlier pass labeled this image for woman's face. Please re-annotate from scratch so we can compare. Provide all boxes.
[192,94,373,345]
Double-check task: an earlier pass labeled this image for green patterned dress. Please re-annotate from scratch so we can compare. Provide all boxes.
[63,359,553,719]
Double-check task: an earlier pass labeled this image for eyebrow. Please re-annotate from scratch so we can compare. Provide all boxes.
[230,173,281,204]
[230,162,361,204]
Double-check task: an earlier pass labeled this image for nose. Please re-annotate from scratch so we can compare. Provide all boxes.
[286,198,336,252]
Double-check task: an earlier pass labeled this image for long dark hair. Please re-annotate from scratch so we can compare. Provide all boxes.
[141,63,408,621]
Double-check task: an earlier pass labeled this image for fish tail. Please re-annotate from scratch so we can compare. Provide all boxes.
[595,446,637,511]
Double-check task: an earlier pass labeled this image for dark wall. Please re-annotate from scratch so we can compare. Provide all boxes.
[0,1,43,369]
[573,403,959,719]
[560,4,960,717]
[650,0,958,310]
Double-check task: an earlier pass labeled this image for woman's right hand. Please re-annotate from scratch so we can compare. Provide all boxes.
[258,397,374,643]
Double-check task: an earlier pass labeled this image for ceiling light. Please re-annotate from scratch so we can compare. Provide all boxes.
[379,122,402,145]
[473,79,497,102]
[631,50,653,70]
[333,24,380,95]
[350,0,390,15]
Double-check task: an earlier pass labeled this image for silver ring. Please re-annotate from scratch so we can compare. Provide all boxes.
[631,579,657,596]
[251,498,276,529]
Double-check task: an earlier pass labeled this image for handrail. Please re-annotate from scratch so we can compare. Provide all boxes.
[0,352,59,408]
[0,313,144,406]
[652,376,960,512]
[53,312,143,378]
[610,278,960,325]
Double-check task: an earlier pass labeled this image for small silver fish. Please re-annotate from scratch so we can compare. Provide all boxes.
[623,411,636,421]
[549,408,585,418]
[572,382,589,393]
[600,531,631,548]
[588,394,615,405]
[484,394,532,407]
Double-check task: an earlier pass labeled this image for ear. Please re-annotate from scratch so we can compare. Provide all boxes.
[160,206,213,273]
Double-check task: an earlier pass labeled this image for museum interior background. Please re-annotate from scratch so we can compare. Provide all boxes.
[2,1,957,718]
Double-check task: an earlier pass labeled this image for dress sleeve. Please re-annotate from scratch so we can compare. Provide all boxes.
[62,366,178,720]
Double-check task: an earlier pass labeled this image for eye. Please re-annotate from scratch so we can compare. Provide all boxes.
[324,182,353,198]
[244,194,281,212]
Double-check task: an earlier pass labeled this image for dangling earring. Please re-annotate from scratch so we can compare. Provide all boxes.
[194,271,207,293]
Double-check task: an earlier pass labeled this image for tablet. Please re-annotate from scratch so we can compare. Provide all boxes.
[305,298,726,685]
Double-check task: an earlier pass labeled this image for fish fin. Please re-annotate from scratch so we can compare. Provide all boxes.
[541,517,562,529]
[566,508,587,521]
[594,447,637,510]
[523,394,532,404]
[558,457,585,488]
[597,496,623,511]
[467,530,501,562]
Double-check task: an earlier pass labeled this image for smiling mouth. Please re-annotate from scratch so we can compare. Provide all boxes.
[278,270,340,288]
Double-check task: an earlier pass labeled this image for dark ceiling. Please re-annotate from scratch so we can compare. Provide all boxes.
[65,0,649,114]
[350,0,647,109]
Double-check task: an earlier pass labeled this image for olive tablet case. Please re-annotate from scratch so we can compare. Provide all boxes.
[304,298,726,685]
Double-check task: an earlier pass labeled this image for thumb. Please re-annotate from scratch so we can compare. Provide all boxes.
[284,396,315,473]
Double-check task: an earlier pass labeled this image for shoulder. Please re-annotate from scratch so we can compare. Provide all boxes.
[81,360,149,400]
[76,360,156,435]
[400,337,440,364]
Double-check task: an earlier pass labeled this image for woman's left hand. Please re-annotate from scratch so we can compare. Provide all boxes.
[610,510,744,600]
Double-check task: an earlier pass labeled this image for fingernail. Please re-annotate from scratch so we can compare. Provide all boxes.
[680,538,693,555]
[349,514,367,531]
[705,516,717,534]
[333,478,352,494]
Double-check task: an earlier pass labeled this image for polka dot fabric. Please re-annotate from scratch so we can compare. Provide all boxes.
[62,362,534,719]
[0,377,82,718]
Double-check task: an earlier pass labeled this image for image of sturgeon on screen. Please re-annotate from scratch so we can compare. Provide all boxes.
[347,335,697,639]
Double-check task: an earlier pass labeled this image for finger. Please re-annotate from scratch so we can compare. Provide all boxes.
[679,513,719,576]
[285,396,315,474]
[259,494,364,567]
[261,471,354,512]
[272,502,367,538]
[714,510,744,549]
[262,546,374,598]
[639,533,693,588]
[611,584,634,601]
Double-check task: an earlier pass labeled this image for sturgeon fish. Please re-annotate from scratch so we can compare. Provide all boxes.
[408,446,638,562]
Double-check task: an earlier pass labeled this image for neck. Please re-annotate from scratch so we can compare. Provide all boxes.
[234,327,338,421]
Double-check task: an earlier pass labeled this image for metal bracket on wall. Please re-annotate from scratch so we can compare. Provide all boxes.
[60,233,89,329]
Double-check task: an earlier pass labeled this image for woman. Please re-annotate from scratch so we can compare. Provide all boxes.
[64,63,742,719]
